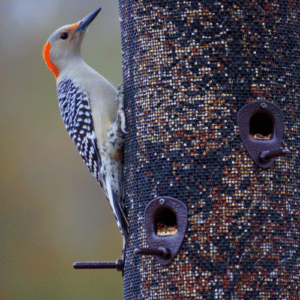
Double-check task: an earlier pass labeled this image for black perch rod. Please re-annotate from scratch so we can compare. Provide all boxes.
[73,259,123,271]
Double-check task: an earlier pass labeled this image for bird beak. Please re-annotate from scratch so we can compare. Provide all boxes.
[76,7,101,32]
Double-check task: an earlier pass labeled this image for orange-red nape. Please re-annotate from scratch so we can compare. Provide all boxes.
[43,42,59,79]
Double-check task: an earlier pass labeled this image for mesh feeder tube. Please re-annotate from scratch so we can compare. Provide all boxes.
[119,0,300,299]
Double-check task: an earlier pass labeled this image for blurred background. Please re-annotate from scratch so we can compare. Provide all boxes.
[1,1,124,299]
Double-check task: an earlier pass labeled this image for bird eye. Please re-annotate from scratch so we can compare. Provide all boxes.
[60,32,69,40]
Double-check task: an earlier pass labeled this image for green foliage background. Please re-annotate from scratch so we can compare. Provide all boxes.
[1,1,124,299]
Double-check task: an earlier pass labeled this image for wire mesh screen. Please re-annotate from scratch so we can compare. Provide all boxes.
[119,0,300,298]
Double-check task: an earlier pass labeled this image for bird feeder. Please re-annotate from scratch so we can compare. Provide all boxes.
[120,0,300,299]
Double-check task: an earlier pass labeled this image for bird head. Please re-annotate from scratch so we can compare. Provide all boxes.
[43,7,101,79]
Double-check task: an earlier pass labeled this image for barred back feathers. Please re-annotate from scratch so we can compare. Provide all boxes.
[57,79,101,183]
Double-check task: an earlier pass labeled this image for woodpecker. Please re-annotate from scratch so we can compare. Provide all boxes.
[43,7,128,246]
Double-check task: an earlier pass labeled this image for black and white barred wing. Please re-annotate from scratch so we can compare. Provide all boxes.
[57,79,101,184]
